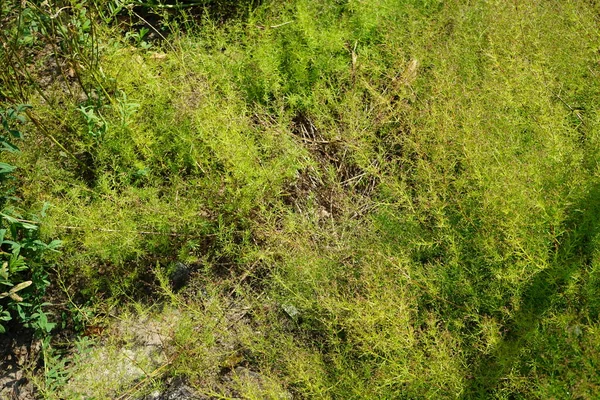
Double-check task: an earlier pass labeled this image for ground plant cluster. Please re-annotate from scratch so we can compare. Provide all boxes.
[1,0,600,398]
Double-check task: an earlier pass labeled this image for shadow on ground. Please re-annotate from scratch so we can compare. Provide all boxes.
[462,181,600,398]
[0,330,38,400]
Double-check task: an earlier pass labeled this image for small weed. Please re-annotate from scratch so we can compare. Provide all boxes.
[78,104,107,139]
[0,104,61,335]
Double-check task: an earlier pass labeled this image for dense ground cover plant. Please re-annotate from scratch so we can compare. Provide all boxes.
[2,0,600,398]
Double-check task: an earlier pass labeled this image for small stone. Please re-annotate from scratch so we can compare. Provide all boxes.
[282,304,300,320]
[234,366,263,381]
[569,324,583,337]
[170,262,192,291]
[143,377,206,400]
[319,208,331,218]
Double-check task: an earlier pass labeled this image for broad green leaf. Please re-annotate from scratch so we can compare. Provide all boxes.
[0,142,19,153]
[9,292,23,302]
[0,162,16,174]
[3,240,20,254]
[18,222,38,230]
[0,213,17,224]
[40,202,50,217]
[9,281,32,293]
[47,240,63,250]
[0,262,7,280]
[0,213,37,230]
[8,253,27,273]
[8,129,22,139]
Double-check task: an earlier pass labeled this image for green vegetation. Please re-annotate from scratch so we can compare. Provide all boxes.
[0,103,60,335]
[1,0,600,398]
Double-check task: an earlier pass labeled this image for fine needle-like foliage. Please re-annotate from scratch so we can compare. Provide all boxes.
[1,0,600,398]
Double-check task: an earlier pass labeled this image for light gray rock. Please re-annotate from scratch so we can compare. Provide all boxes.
[143,378,207,400]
